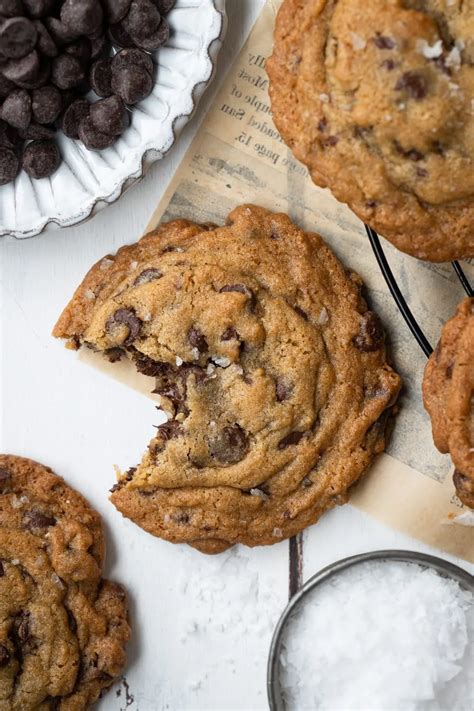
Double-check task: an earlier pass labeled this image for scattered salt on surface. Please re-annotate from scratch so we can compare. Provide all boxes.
[349,32,366,51]
[279,561,474,710]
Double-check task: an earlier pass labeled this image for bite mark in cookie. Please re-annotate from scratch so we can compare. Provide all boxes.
[53,205,401,551]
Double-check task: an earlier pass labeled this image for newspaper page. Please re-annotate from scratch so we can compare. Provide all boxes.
[81,0,474,562]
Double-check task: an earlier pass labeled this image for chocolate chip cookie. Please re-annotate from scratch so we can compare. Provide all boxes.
[53,205,401,553]
[0,455,130,709]
[267,0,474,262]
[423,297,474,508]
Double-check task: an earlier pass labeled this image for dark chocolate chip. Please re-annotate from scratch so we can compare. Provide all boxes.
[133,267,162,286]
[1,88,31,130]
[78,114,115,149]
[0,0,23,17]
[156,419,181,441]
[44,17,77,46]
[2,49,39,84]
[278,431,304,449]
[60,97,90,139]
[33,20,58,58]
[276,378,292,402]
[112,47,153,76]
[134,17,169,51]
[0,467,12,490]
[395,142,423,161]
[89,57,112,97]
[188,326,208,354]
[133,352,168,376]
[302,476,313,488]
[22,138,60,179]
[22,509,57,530]
[317,117,327,131]
[221,326,239,341]
[32,84,62,124]
[0,72,15,97]
[373,34,395,50]
[20,121,55,139]
[90,94,129,136]
[60,0,104,37]
[23,0,55,18]
[0,17,37,59]
[0,118,19,148]
[15,56,50,89]
[122,0,161,42]
[65,37,92,66]
[111,63,153,104]
[106,308,142,345]
[325,135,339,146]
[51,54,85,90]
[209,424,249,464]
[90,33,108,61]
[102,0,132,25]
[353,311,384,352]
[219,284,255,310]
[0,146,19,184]
[381,59,395,71]
[395,71,427,100]
[0,645,10,668]
[155,0,175,13]
[416,167,428,178]
[107,22,135,49]
[0,561,4,576]
[105,347,124,363]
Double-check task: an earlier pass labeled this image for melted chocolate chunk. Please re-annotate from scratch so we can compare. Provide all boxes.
[0,561,4,576]
[106,308,142,346]
[133,268,162,286]
[173,512,189,524]
[188,327,208,354]
[221,326,239,341]
[22,509,57,530]
[395,71,427,100]
[373,34,395,50]
[278,431,304,449]
[353,311,384,352]
[209,425,249,464]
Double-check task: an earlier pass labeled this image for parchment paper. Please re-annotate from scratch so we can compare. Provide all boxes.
[81,0,474,562]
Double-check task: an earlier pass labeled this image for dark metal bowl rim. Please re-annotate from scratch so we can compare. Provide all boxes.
[267,549,474,711]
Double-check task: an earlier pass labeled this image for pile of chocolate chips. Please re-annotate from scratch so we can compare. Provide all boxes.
[0,0,174,185]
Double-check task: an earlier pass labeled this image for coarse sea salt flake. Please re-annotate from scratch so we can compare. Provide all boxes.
[350,32,366,50]
[319,93,330,103]
[279,561,474,710]
[446,46,462,69]
[212,356,231,368]
[130,261,138,270]
[250,488,269,501]
[100,258,114,270]
[416,39,443,59]
[84,289,95,300]
[318,307,329,325]
[272,527,283,538]
[175,356,184,366]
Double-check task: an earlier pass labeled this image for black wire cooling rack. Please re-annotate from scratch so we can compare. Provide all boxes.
[365,225,473,358]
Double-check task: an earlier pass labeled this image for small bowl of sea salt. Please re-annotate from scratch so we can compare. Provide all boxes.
[268,550,474,711]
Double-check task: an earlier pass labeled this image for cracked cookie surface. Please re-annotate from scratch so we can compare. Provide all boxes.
[53,205,401,553]
[423,297,474,508]
[0,455,130,710]
[267,0,474,262]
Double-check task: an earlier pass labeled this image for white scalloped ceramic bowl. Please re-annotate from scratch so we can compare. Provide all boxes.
[0,0,226,239]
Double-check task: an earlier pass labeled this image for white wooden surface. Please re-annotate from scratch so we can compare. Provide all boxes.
[0,2,472,709]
